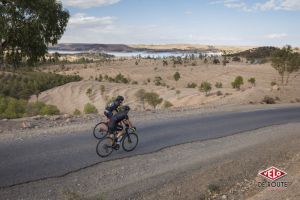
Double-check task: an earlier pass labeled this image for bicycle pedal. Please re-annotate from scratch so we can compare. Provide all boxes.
[113,144,120,150]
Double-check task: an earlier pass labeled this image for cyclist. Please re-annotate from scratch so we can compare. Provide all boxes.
[104,95,124,120]
[108,105,136,147]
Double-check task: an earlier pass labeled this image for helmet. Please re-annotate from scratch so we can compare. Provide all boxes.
[122,105,130,111]
[116,96,124,103]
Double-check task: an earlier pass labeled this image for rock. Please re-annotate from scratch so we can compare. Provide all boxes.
[31,115,43,120]
[22,122,33,129]
[49,116,61,121]
[2,118,8,122]
[63,114,71,119]
[222,195,227,199]
[65,118,72,123]
[272,85,280,91]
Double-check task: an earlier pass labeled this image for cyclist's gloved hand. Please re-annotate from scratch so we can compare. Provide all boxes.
[132,126,137,131]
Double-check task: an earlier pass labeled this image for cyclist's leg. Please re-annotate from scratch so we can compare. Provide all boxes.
[115,124,125,141]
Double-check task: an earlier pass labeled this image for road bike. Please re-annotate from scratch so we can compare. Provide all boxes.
[93,122,109,139]
[96,127,139,157]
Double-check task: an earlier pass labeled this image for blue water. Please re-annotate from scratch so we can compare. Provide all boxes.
[48,50,222,58]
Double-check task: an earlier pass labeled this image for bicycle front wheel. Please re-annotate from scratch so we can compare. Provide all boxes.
[93,122,108,139]
[96,137,114,157]
[122,133,139,152]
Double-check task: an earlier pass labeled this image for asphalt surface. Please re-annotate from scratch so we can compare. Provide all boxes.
[0,106,300,188]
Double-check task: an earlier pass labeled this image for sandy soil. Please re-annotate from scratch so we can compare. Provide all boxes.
[33,58,300,114]
[1,123,299,200]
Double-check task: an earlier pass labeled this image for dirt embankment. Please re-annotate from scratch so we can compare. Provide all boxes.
[36,59,300,114]
[1,123,299,200]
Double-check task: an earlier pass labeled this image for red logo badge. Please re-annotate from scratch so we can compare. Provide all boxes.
[259,166,287,181]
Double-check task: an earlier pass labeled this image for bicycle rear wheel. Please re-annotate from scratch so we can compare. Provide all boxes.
[122,133,139,152]
[96,137,114,157]
[93,122,108,139]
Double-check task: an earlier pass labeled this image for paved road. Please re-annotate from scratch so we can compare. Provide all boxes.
[0,106,300,188]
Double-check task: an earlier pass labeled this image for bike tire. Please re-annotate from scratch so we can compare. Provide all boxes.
[122,133,139,152]
[96,137,114,157]
[93,122,108,139]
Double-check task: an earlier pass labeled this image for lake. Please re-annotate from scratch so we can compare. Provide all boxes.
[48,50,223,58]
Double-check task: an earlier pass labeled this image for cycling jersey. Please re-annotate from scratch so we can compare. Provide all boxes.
[104,101,121,119]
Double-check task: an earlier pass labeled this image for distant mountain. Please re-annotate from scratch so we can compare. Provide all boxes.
[230,46,279,59]
[49,43,143,52]
[48,43,214,53]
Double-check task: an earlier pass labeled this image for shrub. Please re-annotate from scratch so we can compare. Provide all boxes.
[84,103,98,114]
[0,96,27,119]
[231,76,244,90]
[154,76,163,86]
[213,58,220,64]
[132,81,138,85]
[208,183,220,193]
[144,92,163,109]
[232,56,241,62]
[86,88,92,96]
[222,59,229,66]
[40,105,60,115]
[248,77,256,86]
[262,96,276,104]
[96,74,103,82]
[73,109,81,115]
[187,82,197,88]
[215,82,223,88]
[26,101,47,116]
[216,91,223,96]
[135,89,146,109]
[163,100,173,108]
[0,97,60,119]
[115,73,129,84]
[100,85,105,95]
[176,90,181,95]
[199,81,212,96]
[173,72,181,82]
[271,81,277,86]
[163,60,168,66]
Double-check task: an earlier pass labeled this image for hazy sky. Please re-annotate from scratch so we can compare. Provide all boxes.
[59,0,300,46]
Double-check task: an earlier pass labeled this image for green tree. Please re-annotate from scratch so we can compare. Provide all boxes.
[0,0,69,67]
[173,72,181,86]
[144,92,163,109]
[271,45,300,85]
[199,81,212,96]
[231,76,244,90]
